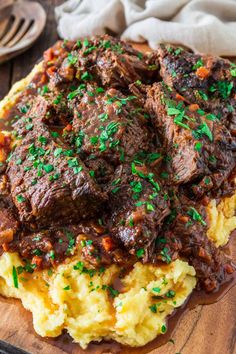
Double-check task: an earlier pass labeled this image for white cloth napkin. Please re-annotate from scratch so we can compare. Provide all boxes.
[55,0,236,56]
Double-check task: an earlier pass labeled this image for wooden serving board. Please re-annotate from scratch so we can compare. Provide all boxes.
[0,4,235,350]
[0,237,235,354]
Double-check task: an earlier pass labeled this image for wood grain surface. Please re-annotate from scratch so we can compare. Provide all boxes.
[0,1,235,353]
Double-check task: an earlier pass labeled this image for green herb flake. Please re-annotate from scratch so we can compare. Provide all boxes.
[136,248,145,258]
[63,285,71,291]
[187,207,207,226]
[149,304,157,313]
[43,164,54,173]
[152,287,161,293]
[161,324,167,333]
[16,195,25,203]
[160,247,171,264]
[193,122,213,142]
[81,71,92,81]
[96,87,105,93]
[12,266,19,288]
[192,58,203,70]
[90,136,99,145]
[194,141,202,151]
[166,290,176,298]
[49,250,55,260]
[206,113,217,121]
[98,113,109,122]
[230,68,236,77]
[16,158,22,165]
[67,53,77,65]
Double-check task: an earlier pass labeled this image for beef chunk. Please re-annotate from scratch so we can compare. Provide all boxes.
[84,157,115,185]
[106,164,170,260]
[71,85,153,165]
[156,44,236,136]
[145,82,235,197]
[46,35,158,90]
[7,120,107,228]
[0,174,19,245]
[13,95,72,136]
[9,225,79,268]
[0,208,19,245]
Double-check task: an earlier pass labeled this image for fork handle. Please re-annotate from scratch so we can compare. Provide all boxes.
[0,0,14,11]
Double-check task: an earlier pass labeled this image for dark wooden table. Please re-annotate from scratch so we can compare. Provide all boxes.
[0,0,63,101]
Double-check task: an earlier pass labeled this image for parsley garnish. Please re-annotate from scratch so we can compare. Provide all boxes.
[136,248,145,258]
[193,122,213,142]
[12,266,19,288]
[187,207,206,226]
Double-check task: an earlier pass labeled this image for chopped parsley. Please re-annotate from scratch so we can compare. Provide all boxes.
[161,324,167,333]
[230,68,236,77]
[194,141,202,151]
[166,290,176,298]
[67,53,77,65]
[149,304,158,313]
[192,58,203,70]
[160,247,171,264]
[16,195,25,203]
[193,122,213,142]
[152,287,161,293]
[136,248,145,258]
[63,285,71,291]
[12,266,19,288]
[187,207,206,226]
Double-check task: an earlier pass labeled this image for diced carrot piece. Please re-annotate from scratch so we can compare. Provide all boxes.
[176,93,185,101]
[224,263,234,274]
[196,67,210,79]
[2,243,10,252]
[0,132,5,145]
[31,256,43,268]
[63,124,72,133]
[40,73,48,85]
[46,66,56,77]
[102,236,114,252]
[178,215,189,223]
[189,103,199,112]
[44,48,54,62]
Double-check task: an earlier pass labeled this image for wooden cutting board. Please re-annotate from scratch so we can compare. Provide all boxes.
[0,41,235,354]
[0,237,235,354]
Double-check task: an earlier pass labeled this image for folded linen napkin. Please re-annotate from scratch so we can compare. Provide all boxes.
[55,0,236,56]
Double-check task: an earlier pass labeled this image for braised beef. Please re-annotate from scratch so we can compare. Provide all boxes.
[46,35,158,90]
[71,84,153,165]
[145,82,235,197]
[7,116,107,228]
[0,35,235,293]
[156,44,236,137]
[107,164,170,261]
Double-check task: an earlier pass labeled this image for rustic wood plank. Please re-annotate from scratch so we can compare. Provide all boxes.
[0,61,12,101]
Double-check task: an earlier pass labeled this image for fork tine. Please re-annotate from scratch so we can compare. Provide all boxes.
[0,18,11,41]
[6,19,31,47]
[0,16,21,46]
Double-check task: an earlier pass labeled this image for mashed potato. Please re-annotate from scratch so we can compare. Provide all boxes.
[207,193,236,246]
[0,251,196,348]
[0,63,235,349]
